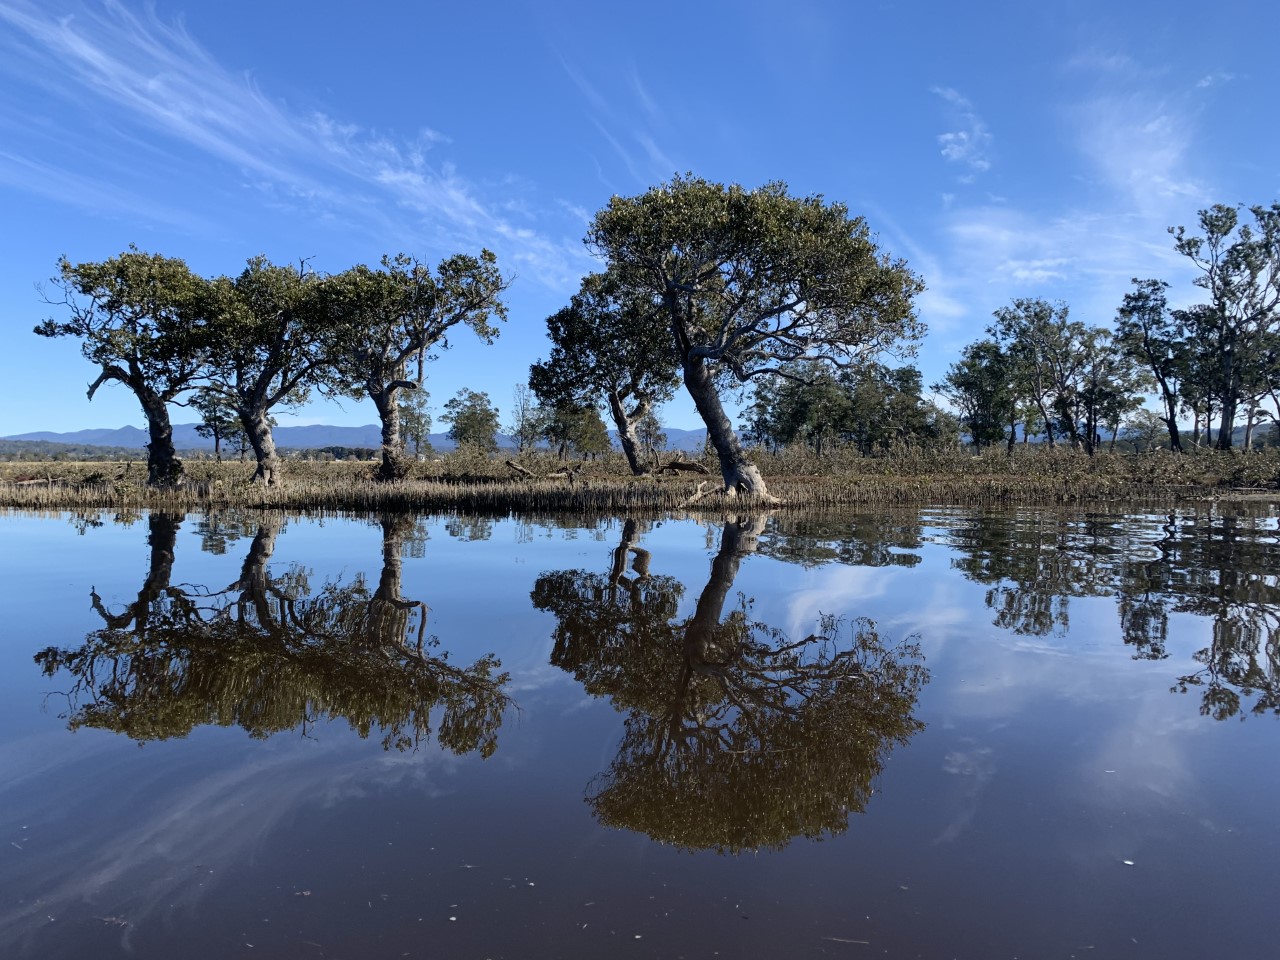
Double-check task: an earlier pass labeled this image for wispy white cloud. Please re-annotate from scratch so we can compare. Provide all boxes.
[932,86,993,174]
[0,0,591,285]
[1195,71,1235,89]
[559,55,682,188]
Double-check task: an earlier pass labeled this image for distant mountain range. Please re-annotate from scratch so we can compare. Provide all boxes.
[2,422,709,453]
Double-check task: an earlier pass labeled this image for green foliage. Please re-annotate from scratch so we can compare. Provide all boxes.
[1169,203,1280,448]
[936,339,1017,450]
[325,250,507,477]
[541,402,611,459]
[531,518,927,852]
[35,247,211,484]
[442,389,500,452]
[35,514,511,752]
[583,174,925,493]
[586,176,925,373]
[190,387,245,461]
[398,386,432,457]
[749,361,954,455]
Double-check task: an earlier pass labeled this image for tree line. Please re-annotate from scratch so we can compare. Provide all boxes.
[936,204,1280,454]
[35,177,1280,495]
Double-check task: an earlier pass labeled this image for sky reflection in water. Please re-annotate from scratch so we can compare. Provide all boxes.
[1,505,1277,959]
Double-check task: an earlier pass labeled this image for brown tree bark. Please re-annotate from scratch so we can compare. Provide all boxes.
[682,356,776,500]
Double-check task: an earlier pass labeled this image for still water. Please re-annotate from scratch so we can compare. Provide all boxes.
[0,505,1277,959]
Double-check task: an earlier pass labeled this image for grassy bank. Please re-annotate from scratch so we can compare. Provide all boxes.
[1,446,1278,513]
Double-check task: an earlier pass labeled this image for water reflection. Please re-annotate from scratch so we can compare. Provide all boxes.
[942,507,1280,719]
[35,512,510,754]
[532,516,928,853]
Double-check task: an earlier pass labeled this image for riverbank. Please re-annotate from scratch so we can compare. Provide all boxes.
[3,446,1278,512]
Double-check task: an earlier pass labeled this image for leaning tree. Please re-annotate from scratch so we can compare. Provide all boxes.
[200,257,336,486]
[530,270,678,475]
[329,250,508,481]
[585,176,924,499]
[35,249,209,485]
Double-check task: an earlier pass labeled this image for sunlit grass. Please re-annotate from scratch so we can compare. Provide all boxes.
[1,445,1276,512]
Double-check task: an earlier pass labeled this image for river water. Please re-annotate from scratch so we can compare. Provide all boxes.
[0,505,1277,959]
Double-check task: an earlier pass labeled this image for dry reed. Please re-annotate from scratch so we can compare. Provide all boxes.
[1,446,1276,514]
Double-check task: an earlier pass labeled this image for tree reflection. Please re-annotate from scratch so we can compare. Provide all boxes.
[945,508,1280,719]
[532,517,927,853]
[36,513,510,754]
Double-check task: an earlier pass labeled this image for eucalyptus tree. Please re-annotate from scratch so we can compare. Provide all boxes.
[506,384,545,454]
[34,250,209,485]
[329,251,508,480]
[745,361,851,455]
[1115,279,1189,452]
[441,389,500,451]
[1069,328,1149,454]
[936,339,1017,451]
[585,175,924,499]
[398,386,432,457]
[1170,203,1280,449]
[190,387,244,462]
[989,298,1094,449]
[530,271,679,474]
[540,401,611,460]
[201,257,335,486]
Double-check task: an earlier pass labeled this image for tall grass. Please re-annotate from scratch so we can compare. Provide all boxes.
[1,445,1276,513]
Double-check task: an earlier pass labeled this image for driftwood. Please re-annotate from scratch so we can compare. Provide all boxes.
[504,459,534,478]
[679,481,712,506]
[547,462,586,482]
[655,453,711,476]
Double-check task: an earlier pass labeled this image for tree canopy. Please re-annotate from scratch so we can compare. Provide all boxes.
[585,175,925,497]
[530,270,678,474]
[35,249,210,485]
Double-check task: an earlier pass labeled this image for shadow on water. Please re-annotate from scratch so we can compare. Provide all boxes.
[34,511,511,755]
[532,515,929,853]
[941,505,1280,719]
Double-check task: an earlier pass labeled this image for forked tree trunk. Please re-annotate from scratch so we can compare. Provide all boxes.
[241,408,282,486]
[682,357,777,501]
[90,512,182,635]
[607,390,651,476]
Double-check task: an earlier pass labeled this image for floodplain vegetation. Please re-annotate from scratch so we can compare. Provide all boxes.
[3,444,1277,515]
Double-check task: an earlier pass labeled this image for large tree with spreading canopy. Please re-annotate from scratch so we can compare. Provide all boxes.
[35,249,209,486]
[585,175,924,499]
[328,250,508,481]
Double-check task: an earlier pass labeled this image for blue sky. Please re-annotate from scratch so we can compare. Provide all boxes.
[1,0,1275,435]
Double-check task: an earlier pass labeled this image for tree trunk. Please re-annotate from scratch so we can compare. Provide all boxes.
[1215,336,1236,450]
[235,515,284,631]
[372,386,409,481]
[1242,401,1258,450]
[241,408,282,486]
[1161,399,1183,453]
[682,357,776,500]
[683,516,768,662]
[367,514,423,649]
[140,392,183,486]
[90,512,181,635]
[608,390,651,476]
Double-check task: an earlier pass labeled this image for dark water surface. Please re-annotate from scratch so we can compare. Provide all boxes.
[1,505,1277,959]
